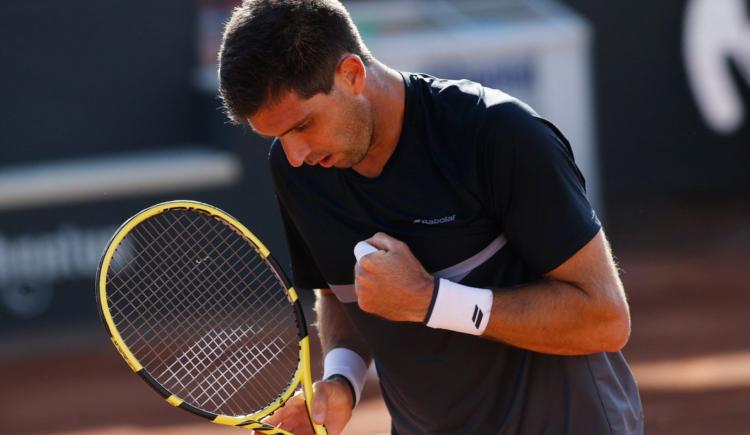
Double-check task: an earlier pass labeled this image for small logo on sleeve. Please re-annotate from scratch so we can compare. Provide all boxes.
[413,214,457,225]
[472,305,484,329]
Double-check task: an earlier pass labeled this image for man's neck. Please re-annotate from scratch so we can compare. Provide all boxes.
[352,61,405,178]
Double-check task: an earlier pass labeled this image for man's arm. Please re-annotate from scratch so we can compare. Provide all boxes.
[354,230,630,356]
[315,288,373,363]
[482,229,630,355]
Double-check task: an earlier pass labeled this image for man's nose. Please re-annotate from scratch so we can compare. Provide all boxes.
[281,139,311,167]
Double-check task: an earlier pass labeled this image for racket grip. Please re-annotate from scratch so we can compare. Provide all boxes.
[353,241,378,262]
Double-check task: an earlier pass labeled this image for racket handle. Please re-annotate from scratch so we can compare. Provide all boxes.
[354,241,378,262]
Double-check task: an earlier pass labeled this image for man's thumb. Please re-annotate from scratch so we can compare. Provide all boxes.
[311,382,328,424]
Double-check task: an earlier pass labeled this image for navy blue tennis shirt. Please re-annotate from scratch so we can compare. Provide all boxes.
[270,73,643,434]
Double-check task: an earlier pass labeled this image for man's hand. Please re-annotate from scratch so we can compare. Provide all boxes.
[354,232,434,322]
[260,378,353,435]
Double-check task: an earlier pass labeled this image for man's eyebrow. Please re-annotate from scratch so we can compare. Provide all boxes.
[252,114,310,140]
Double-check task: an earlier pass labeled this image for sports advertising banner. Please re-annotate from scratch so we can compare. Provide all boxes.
[0,1,284,353]
[561,0,750,200]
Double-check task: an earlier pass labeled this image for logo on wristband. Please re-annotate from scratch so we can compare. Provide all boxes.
[472,305,484,329]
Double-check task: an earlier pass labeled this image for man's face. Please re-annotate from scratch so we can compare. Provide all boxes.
[248,81,373,169]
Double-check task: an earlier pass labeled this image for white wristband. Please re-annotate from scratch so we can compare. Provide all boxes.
[323,347,368,406]
[424,278,493,335]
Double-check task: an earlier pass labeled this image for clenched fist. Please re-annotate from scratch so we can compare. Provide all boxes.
[354,232,434,322]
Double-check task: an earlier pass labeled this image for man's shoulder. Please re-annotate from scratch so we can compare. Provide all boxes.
[407,72,540,136]
[409,73,533,111]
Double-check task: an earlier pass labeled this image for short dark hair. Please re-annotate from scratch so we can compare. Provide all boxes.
[218,0,373,124]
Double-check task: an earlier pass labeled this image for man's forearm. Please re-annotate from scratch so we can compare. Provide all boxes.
[480,231,630,355]
[315,288,371,407]
[482,278,629,355]
[314,288,371,363]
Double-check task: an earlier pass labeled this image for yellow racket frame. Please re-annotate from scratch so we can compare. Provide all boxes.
[96,200,326,435]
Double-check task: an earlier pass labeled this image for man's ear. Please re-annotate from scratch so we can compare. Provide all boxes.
[335,54,366,95]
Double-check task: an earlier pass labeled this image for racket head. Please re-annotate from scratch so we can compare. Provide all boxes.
[96,200,322,434]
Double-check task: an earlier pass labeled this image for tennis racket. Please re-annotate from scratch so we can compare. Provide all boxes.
[96,200,326,434]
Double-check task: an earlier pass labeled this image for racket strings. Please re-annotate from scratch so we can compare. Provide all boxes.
[111,213,300,414]
[116,223,298,394]
[111,215,237,367]
[141,212,299,399]
[106,209,301,416]
[118,216,273,358]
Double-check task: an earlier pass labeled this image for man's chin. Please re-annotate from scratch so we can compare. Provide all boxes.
[332,157,356,169]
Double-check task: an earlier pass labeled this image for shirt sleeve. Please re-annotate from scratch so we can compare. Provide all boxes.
[486,103,601,274]
[277,199,328,289]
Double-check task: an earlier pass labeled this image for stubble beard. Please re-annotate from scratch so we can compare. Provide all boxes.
[346,129,372,167]
[338,104,374,168]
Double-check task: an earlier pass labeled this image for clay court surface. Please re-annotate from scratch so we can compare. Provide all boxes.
[2,202,748,435]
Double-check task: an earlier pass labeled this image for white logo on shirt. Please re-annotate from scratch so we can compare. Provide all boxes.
[413,214,457,225]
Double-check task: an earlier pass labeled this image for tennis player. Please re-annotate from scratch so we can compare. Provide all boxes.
[219,1,643,434]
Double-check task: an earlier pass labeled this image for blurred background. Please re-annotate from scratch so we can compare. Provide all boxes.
[0,0,748,434]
